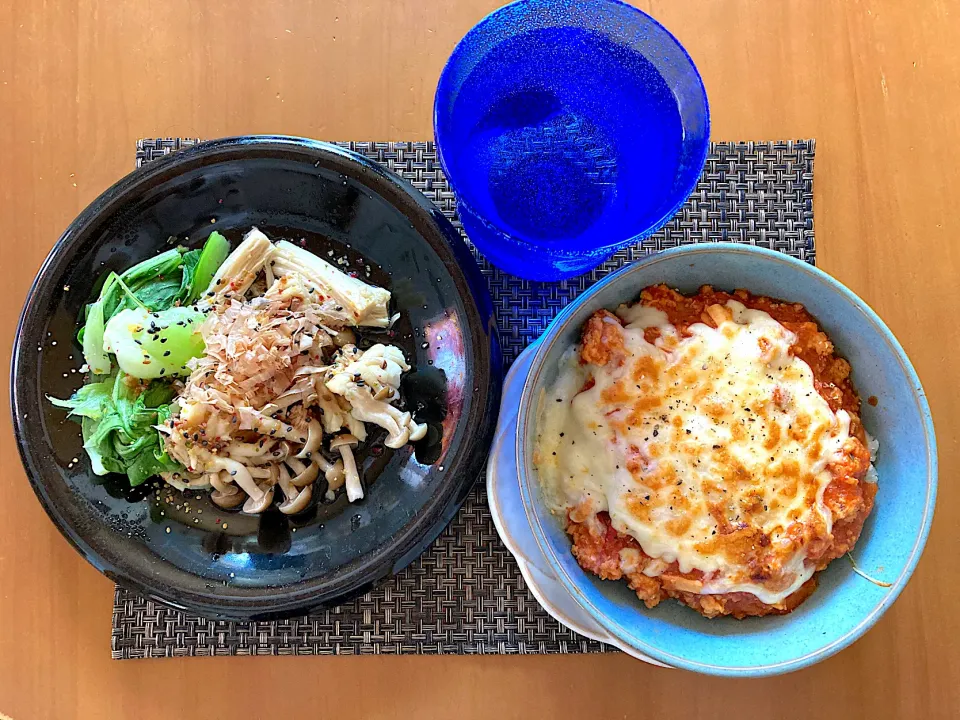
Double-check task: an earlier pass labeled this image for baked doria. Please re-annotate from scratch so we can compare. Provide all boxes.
[534,285,877,619]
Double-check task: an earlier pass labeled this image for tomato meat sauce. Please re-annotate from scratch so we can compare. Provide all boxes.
[567,285,876,619]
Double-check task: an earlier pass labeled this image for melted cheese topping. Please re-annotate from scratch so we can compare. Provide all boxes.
[535,300,853,604]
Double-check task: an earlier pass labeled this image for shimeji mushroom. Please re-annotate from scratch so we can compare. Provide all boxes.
[268,377,320,418]
[325,343,427,448]
[214,456,274,514]
[243,485,275,514]
[160,471,213,492]
[319,456,345,486]
[313,383,347,434]
[329,434,363,502]
[344,408,368,441]
[289,450,344,489]
[284,457,319,488]
[332,384,427,448]
[210,471,245,509]
[323,457,347,501]
[276,463,313,515]
[295,419,324,460]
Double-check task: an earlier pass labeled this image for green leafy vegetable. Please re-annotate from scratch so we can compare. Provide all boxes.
[49,374,114,418]
[50,371,182,486]
[81,299,110,375]
[78,232,227,375]
[61,231,229,487]
[187,231,230,302]
[178,249,202,300]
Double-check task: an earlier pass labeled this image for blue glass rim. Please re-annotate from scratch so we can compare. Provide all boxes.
[433,0,711,258]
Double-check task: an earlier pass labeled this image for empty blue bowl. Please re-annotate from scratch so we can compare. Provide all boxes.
[516,243,937,675]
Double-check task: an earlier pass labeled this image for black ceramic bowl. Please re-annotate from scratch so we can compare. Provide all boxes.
[11,136,501,619]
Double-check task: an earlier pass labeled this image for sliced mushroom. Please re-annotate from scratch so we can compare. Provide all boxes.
[330,433,362,502]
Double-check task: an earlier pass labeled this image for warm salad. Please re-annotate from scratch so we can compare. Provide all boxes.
[52,228,425,514]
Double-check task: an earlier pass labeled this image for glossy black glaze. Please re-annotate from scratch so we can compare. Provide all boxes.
[11,136,502,619]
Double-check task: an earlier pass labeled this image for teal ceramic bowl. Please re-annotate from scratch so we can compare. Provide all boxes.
[517,243,937,676]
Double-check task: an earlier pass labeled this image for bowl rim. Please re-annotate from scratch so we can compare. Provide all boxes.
[515,242,938,676]
[432,0,711,255]
[10,134,503,618]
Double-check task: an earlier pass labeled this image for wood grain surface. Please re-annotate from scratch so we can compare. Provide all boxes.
[1,1,958,718]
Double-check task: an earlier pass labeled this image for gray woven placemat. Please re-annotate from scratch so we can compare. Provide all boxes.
[112,138,815,659]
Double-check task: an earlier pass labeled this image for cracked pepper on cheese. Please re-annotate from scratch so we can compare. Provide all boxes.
[534,285,877,619]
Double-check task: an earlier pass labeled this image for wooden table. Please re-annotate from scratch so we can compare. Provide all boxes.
[2,1,958,717]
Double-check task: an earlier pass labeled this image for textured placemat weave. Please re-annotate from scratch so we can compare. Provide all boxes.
[112,138,815,659]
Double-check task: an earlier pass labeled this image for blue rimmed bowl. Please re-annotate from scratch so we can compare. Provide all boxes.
[515,243,937,676]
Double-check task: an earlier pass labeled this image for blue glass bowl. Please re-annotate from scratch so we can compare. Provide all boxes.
[434,0,710,280]
[515,244,937,675]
